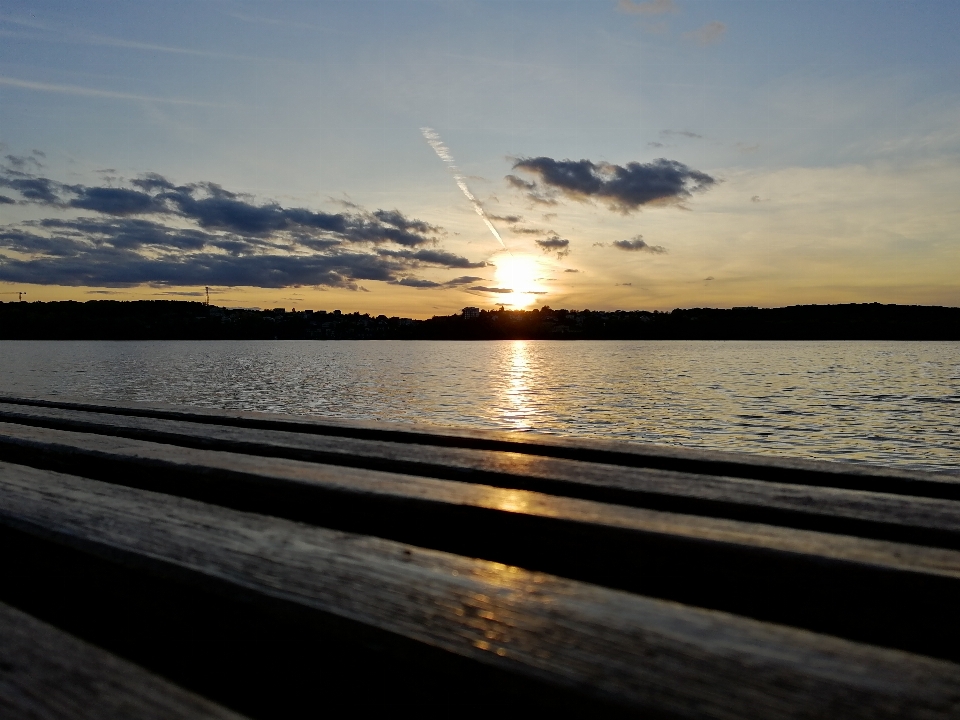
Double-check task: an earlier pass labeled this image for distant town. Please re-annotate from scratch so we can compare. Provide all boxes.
[0,300,958,340]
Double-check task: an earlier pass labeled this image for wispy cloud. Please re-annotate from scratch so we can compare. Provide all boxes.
[0,13,255,61]
[0,77,224,107]
[685,21,726,46]
[617,0,677,16]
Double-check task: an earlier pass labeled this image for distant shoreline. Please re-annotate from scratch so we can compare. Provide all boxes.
[0,300,958,341]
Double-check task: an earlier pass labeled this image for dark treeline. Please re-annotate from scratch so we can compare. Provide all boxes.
[0,300,958,340]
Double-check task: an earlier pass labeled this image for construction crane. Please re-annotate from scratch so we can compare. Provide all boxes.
[205,287,211,307]
[0,291,26,301]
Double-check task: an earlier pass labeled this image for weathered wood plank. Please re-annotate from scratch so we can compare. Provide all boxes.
[1,424,960,659]
[1,405,959,550]
[0,600,246,720]
[0,461,958,720]
[3,395,955,494]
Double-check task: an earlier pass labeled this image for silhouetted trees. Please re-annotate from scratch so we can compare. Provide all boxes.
[0,300,957,340]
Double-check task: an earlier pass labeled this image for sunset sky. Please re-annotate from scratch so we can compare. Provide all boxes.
[1,0,958,316]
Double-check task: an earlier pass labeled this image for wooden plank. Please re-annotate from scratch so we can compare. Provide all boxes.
[2,395,956,495]
[0,421,960,549]
[0,461,958,720]
[1,426,960,659]
[1,405,960,550]
[0,600,246,720]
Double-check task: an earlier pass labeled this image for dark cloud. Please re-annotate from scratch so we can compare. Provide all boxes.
[612,235,667,253]
[378,248,487,269]
[0,195,15,204]
[394,277,442,288]
[564,268,580,273]
[2,168,441,247]
[0,176,63,204]
[130,173,177,192]
[511,226,547,235]
[69,187,164,215]
[510,157,715,213]
[535,235,571,259]
[394,274,485,290]
[469,286,514,294]
[0,164,484,289]
[647,142,665,149]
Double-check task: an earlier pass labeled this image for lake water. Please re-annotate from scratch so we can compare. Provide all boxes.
[0,340,957,475]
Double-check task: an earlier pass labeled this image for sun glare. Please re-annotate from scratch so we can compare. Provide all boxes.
[494,254,542,308]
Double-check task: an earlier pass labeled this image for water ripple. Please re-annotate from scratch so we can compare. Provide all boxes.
[0,339,957,475]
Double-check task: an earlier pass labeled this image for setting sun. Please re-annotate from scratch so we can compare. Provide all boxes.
[493,254,542,308]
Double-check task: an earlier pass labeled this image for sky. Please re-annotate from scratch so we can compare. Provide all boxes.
[1,0,958,316]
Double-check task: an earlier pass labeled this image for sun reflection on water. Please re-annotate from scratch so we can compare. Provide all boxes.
[499,340,537,431]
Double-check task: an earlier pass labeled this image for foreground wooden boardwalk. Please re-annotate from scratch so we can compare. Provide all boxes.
[0,395,958,718]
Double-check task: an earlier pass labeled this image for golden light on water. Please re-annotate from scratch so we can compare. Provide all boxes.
[493,253,543,308]
[500,340,536,431]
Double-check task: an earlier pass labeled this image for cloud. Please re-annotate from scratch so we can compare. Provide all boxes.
[69,187,164,215]
[5,153,43,171]
[617,0,677,15]
[564,268,580,273]
[612,235,667,253]
[0,195,15,204]
[378,248,487,268]
[0,163,485,289]
[394,277,442,288]
[647,141,665,149]
[685,21,726,46]
[535,234,571,259]
[488,213,523,223]
[505,174,558,205]
[661,129,702,139]
[0,76,222,106]
[510,157,715,213]
[469,286,514,294]
[392,274,487,290]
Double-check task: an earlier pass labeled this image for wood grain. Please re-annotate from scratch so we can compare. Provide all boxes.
[0,461,958,720]
[3,420,960,658]
[0,600,246,720]
[1,404,959,549]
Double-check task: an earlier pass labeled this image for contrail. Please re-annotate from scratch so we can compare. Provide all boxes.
[421,127,506,249]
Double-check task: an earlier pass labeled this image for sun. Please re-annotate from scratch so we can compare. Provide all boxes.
[493,253,542,308]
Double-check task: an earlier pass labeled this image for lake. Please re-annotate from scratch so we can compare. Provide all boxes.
[0,339,957,474]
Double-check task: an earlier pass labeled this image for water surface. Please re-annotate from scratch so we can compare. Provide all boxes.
[1,340,957,474]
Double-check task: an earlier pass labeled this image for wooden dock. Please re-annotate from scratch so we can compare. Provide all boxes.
[0,395,958,718]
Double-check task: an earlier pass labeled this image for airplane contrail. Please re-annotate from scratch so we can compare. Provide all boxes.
[421,127,506,249]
